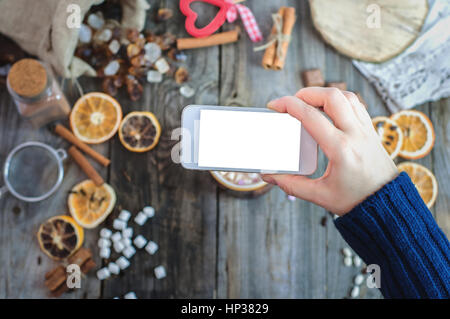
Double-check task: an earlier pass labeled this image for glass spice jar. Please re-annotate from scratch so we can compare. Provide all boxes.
[7,58,71,128]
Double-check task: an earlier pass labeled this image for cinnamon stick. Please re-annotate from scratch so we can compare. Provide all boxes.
[262,7,285,69]
[54,124,110,167]
[177,27,240,50]
[68,146,104,186]
[44,265,66,292]
[273,7,296,70]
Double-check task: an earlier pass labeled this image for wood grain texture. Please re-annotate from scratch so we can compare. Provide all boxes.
[430,99,450,236]
[0,0,448,300]
[216,0,327,298]
[0,77,104,298]
[100,1,220,299]
[310,0,428,62]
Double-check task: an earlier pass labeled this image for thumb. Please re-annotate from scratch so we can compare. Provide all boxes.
[262,174,321,203]
[267,96,342,159]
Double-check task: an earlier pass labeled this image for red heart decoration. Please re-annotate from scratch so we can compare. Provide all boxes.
[180,0,232,38]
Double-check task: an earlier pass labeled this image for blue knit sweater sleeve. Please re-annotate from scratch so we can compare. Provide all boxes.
[334,172,450,299]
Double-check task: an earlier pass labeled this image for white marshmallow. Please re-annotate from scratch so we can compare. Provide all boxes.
[122,227,133,238]
[108,262,120,275]
[98,238,111,248]
[353,255,362,267]
[342,247,352,257]
[145,241,158,255]
[97,267,110,280]
[121,237,132,247]
[123,246,136,259]
[113,219,127,230]
[154,265,166,279]
[143,206,155,218]
[354,274,364,286]
[133,235,147,249]
[111,231,122,242]
[344,256,353,267]
[124,292,137,299]
[351,286,360,298]
[155,58,170,74]
[100,228,112,239]
[116,256,130,270]
[119,210,132,222]
[99,247,111,259]
[134,212,148,226]
[113,241,125,253]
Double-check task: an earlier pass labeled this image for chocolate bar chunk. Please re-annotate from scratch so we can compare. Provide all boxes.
[302,69,325,87]
[326,82,347,90]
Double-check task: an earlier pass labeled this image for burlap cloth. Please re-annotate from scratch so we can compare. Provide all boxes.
[0,0,150,78]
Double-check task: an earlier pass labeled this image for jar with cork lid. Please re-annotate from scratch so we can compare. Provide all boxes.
[7,58,71,127]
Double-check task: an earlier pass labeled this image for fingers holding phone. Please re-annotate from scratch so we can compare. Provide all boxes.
[264,88,398,216]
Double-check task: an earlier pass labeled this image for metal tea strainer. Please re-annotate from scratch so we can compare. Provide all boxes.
[0,141,67,202]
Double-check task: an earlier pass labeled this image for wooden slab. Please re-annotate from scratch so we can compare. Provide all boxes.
[310,0,428,63]
[216,1,328,298]
[101,1,220,299]
[0,0,448,300]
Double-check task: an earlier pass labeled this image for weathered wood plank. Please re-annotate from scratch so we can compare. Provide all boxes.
[0,78,104,298]
[315,1,383,299]
[101,2,219,299]
[217,0,327,298]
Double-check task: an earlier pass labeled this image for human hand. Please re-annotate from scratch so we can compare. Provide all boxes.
[262,87,398,216]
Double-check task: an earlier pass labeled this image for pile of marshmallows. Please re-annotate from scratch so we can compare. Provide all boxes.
[96,206,166,282]
[342,247,366,299]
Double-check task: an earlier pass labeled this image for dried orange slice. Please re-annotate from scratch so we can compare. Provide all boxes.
[398,162,438,209]
[210,171,267,192]
[391,110,435,159]
[70,92,122,144]
[372,116,403,159]
[119,111,161,152]
[68,180,116,229]
[37,215,84,260]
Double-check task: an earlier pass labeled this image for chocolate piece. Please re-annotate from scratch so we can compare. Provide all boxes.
[326,82,347,90]
[175,67,189,84]
[302,69,325,87]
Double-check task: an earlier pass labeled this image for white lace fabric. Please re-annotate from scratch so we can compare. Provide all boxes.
[353,0,450,113]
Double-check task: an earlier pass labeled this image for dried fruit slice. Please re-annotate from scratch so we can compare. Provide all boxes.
[119,111,161,152]
[70,92,123,144]
[391,110,435,159]
[37,215,84,260]
[210,171,267,192]
[372,116,403,159]
[68,180,116,229]
[397,162,438,209]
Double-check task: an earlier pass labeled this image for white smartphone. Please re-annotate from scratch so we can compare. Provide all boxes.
[180,105,318,175]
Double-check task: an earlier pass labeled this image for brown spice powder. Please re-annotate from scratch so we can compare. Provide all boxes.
[8,58,47,97]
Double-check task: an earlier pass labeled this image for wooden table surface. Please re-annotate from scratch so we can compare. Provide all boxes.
[0,0,448,299]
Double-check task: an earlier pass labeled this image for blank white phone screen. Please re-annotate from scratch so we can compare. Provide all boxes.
[197,110,301,171]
